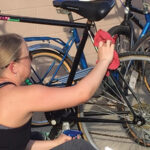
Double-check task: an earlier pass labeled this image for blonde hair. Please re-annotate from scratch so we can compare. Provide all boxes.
[0,33,24,76]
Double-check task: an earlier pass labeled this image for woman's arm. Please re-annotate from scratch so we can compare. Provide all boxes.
[12,41,114,112]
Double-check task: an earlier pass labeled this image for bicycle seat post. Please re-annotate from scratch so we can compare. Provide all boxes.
[68,12,74,23]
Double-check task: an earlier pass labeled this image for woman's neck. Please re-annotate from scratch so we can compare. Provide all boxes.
[0,77,18,85]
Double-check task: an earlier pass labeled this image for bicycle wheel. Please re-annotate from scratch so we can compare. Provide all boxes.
[108,25,133,53]
[133,32,150,92]
[28,49,72,127]
[78,52,150,150]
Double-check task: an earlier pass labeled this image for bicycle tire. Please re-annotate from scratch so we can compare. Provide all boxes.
[78,51,150,149]
[133,32,150,92]
[108,25,133,53]
[28,49,72,127]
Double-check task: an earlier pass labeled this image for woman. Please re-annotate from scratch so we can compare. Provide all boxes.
[0,33,114,150]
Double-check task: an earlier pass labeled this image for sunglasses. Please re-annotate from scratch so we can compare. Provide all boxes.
[0,53,32,70]
[15,52,32,62]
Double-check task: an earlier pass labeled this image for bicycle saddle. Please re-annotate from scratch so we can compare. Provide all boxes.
[53,0,115,21]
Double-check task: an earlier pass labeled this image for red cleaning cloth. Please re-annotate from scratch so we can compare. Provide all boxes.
[94,29,120,76]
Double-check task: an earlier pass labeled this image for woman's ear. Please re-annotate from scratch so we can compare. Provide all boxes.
[8,62,18,75]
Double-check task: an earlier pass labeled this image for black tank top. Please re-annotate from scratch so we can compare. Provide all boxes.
[0,82,31,150]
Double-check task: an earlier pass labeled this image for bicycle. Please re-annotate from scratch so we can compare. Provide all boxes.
[0,0,150,149]
[108,0,150,53]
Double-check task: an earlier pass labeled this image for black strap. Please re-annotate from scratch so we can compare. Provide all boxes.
[0,82,16,88]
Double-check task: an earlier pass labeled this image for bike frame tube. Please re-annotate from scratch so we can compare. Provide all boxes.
[62,116,134,124]
[72,28,88,69]
[130,6,144,15]
[128,20,135,48]
[0,14,87,28]
[139,13,150,38]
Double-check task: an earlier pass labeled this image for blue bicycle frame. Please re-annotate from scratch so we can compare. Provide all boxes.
[121,0,150,40]
[139,12,150,38]
[24,25,92,86]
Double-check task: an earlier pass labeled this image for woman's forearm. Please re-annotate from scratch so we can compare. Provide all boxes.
[76,60,110,101]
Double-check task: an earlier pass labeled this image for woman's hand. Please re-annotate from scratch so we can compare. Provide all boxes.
[26,134,72,150]
[97,40,114,64]
[54,134,72,146]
